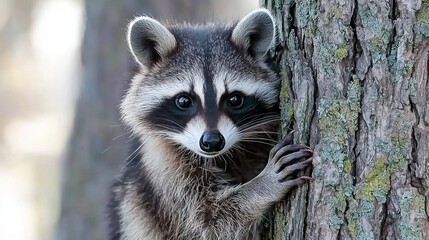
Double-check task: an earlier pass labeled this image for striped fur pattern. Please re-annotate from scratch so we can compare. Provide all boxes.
[108,9,313,240]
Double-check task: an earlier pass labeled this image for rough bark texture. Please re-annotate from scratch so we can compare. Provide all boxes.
[261,0,429,239]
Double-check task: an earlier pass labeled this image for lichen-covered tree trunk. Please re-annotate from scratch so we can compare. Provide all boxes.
[261,0,429,239]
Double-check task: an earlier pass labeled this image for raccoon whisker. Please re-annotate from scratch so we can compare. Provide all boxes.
[111,132,128,141]
[154,122,195,137]
[174,143,196,161]
[238,116,280,130]
[124,141,144,162]
[216,154,228,171]
[239,131,277,137]
[239,128,278,135]
[154,125,184,133]
[202,157,216,180]
[240,137,278,143]
[244,133,278,140]
[239,130,279,134]
[101,146,112,154]
[239,140,277,147]
[153,118,186,131]
[158,118,184,129]
[239,131,279,138]
[239,112,279,122]
[123,141,145,168]
[151,131,172,136]
[235,112,279,126]
[238,122,274,133]
[237,119,279,131]
[222,149,239,170]
[231,144,251,155]
[240,135,278,140]
[225,149,235,159]
[240,129,278,139]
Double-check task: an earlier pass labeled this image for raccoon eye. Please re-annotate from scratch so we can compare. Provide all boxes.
[175,95,192,109]
[228,93,244,109]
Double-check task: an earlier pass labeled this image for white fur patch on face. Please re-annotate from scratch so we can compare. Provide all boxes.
[170,116,206,156]
[213,72,226,103]
[169,115,240,158]
[193,77,205,107]
[142,80,191,103]
[121,71,205,135]
[214,70,278,106]
[227,78,277,106]
[134,71,205,114]
[217,115,240,153]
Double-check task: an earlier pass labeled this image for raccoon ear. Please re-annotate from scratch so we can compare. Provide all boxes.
[231,9,275,60]
[127,16,176,68]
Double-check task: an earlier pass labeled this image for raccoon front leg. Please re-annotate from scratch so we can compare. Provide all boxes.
[206,132,313,239]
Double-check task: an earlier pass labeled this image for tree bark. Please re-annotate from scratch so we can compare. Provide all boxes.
[261,0,429,239]
[55,1,142,239]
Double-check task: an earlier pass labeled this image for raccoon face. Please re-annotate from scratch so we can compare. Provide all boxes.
[122,9,279,158]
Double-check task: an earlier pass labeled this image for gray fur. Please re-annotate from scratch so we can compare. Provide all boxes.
[109,9,312,240]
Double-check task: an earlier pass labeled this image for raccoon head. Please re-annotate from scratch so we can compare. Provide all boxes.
[122,9,280,159]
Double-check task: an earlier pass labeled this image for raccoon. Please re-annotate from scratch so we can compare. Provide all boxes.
[108,8,313,240]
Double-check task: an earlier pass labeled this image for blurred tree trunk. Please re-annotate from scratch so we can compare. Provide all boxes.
[261,0,429,239]
[55,1,141,239]
[55,1,251,239]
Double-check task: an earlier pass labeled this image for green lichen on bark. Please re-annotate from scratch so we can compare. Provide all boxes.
[325,190,352,230]
[375,132,408,172]
[328,3,342,19]
[358,2,392,61]
[296,0,317,37]
[413,194,426,218]
[348,199,381,240]
[279,67,294,131]
[316,79,360,231]
[409,76,418,103]
[403,60,415,79]
[416,0,429,24]
[314,40,338,80]
[355,132,408,204]
[414,0,429,41]
[286,30,299,68]
[346,200,362,239]
[344,159,352,174]
[318,77,361,144]
[335,47,348,60]
[355,158,390,202]
[388,133,409,171]
[398,190,426,240]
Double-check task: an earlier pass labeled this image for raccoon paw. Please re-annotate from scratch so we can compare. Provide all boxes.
[265,132,313,190]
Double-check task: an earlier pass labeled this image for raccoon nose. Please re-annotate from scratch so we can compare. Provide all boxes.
[199,130,225,153]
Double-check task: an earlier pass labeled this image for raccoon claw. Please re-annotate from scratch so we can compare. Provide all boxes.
[280,176,312,189]
[273,146,312,165]
[266,136,313,187]
[300,176,313,181]
[277,158,313,181]
[269,131,295,158]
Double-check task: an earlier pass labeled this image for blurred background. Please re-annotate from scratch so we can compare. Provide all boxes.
[0,0,258,239]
